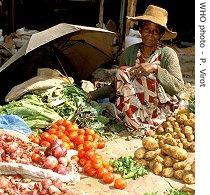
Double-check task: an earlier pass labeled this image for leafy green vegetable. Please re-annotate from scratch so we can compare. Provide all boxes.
[0,94,62,131]
[188,96,195,113]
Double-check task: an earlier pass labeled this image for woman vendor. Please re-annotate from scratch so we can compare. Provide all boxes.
[116,5,184,136]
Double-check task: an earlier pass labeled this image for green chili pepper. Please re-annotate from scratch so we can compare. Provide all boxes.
[123,172,135,179]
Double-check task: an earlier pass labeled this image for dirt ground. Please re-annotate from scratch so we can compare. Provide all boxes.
[69,137,195,195]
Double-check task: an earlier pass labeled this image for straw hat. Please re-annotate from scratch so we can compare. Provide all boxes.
[127,5,177,40]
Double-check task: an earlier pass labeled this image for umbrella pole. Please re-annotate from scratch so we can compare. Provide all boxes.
[54,53,72,84]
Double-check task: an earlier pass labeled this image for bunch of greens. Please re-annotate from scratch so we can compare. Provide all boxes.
[0,94,62,131]
[166,188,190,195]
[188,96,195,113]
[109,156,148,179]
[38,85,109,133]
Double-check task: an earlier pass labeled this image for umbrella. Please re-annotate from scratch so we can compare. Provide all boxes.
[0,23,117,101]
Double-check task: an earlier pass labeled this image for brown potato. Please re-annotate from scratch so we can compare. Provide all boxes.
[148,160,156,170]
[191,161,195,174]
[163,156,174,167]
[153,162,163,175]
[165,127,174,134]
[174,170,185,180]
[183,126,193,135]
[178,132,185,139]
[176,114,188,124]
[164,137,177,146]
[161,144,172,156]
[170,147,188,161]
[158,139,165,148]
[162,167,174,178]
[144,150,158,161]
[135,158,148,167]
[186,134,194,142]
[134,147,146,159]
[142,137,159,151]
[183,141,191,149]
[190,142,195,152]
[157,126,165,134]
[154,155,164,163]
[182,171,195,184]
[162,121,172,129]
[173,161,187,170]
[187,118,195,129]
[177,143,184,148]
[167,116,176,122]
[188,112,195,119]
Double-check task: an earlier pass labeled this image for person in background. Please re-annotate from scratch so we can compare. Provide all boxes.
[116,5,184,136]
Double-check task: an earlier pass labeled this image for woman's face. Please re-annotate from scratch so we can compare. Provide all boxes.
[140,21,164,47]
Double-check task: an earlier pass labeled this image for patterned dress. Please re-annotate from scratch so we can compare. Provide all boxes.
[116,46,179,136]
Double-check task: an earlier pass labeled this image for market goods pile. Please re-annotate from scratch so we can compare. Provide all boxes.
[0,131,80,194]
[29,118,127,190]
[134,112,195,184]
[0,84,120,137]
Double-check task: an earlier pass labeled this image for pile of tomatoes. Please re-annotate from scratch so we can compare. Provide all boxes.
[29,119,127,190]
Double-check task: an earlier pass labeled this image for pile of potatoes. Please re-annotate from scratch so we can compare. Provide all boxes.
[150,112,195,152]
[134,136,195,184]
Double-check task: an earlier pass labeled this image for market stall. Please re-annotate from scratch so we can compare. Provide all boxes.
[0,24,195,195]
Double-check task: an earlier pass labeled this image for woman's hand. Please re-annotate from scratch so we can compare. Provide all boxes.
[130,63,157,80]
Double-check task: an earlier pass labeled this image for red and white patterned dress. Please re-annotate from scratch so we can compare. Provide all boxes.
[115,47,179,136]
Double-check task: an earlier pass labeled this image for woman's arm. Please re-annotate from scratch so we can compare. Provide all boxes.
[157,46,184,95]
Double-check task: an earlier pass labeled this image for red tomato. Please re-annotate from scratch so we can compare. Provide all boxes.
[54,131,64,138]
[92,141,98,149]
[83,141,93,151]
[75,135,85,145]
[91,154,102,164]
[97,167,109,179]
[78,129,85,135]
[40,132,50,141]
[32,137,40,145]
[47,134,58,143]
[48,128,57,135]
[78,150,86,159]
[92,161,103,170]
[61,135,70,143]
[97,141,105,149]
[56,119,64,126]
[69,131,78,141]
[114,178,127,190]
[84,164,92,173]
[62,119,72,127]
[85,128,95,135]
[50,124,59,130]
[86,167,97,177]
[85,150,95,159]
[40,140,51,147]
[84,135,93,142]
[79,158,87,167]
[77,144,84,151]
[102,173,114,184]
[58,125,66,132]
[71,123,79,131]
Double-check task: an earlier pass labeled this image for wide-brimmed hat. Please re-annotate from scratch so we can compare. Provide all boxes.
[127,5,177,40]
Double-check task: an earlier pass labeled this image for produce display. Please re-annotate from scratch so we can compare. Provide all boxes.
[0,132,79,183]
[134,112,195,184]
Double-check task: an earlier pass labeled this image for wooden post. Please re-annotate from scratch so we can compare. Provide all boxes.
[98,0,105,28]
[126,0,137,35]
